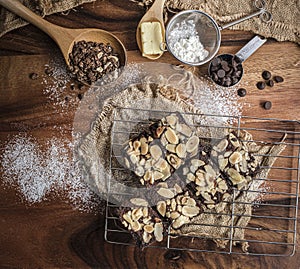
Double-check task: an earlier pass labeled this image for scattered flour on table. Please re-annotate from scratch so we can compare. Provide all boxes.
[42,57,73,111]
[0,134,102,212]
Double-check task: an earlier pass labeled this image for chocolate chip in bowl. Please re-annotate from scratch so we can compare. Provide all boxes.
[68,39,126,85]
[209,54,243,87]
[208,36,267,87]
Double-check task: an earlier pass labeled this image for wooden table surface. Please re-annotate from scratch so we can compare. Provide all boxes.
[0,0,299,268]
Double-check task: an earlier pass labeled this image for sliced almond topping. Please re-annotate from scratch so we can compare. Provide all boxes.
[157,201,166,217]
[227,168,245,184]
[218,179,228,190]
[224,151,232,158]
[187,173,195,182]
[191,159,205,167]
[190,165,198,174]
[130,154,139,164]
[161,166,171,181]
[181,197,197,207]
[171,198,177,211]
[144,224,154,233]
[140,140,149,155]
[143,231,152,243]
[174,183,183,194]
[229,133,240,148]
[144,170,152,182]
[157,188,175,199]
[186,136,199,153]
[204,164,216,178]
[167,154,182,169]
[170,211,180,219]
[183,167,189,176]
[150,145,162,160]
[166,144,176,153]
[160,133,168,146]
[130,198,148,207]
[143,216,151,225]
[154,158,169,172]
[131,221,141,232]
[142,207,149,217]
[176,123,193,137]
[176,143,187,158]
[229,151,242,164]
[157,182,168,189]
[155,126,165,138]
[135,166,145,177]
[215,139,228,152]
[153,170,164,181]
[165,127,179,144]
[172,215,189,229]
[154,223,164,242]
[166,115,178,127]
[182,205,200,217]
[131,208,143,221]
[218,156,228,171]
[123,212,132,224]
[166,127,179,145]
[133,140,141,152]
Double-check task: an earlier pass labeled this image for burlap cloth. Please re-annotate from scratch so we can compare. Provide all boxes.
[0,0,95,38]
[133,0,300,44]
[78,81,286,251]
[0,0,299,44]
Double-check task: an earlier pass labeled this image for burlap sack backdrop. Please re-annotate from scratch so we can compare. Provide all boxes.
[0,0,95,38]
[1,0,299,43]
[136,0,300,44]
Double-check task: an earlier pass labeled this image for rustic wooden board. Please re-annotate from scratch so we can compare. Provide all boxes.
[0,0,299,268]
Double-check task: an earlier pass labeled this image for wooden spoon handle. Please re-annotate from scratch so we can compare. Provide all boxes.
[0,0,62,39]
[148,0,166,21]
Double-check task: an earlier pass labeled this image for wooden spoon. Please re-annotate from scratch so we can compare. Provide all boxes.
[136,0,166,60]
[0,0,127,70]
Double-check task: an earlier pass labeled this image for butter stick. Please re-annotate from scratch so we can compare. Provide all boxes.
[140,22,163,55]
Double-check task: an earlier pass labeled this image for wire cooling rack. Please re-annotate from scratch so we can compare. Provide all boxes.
[104,108,300,256]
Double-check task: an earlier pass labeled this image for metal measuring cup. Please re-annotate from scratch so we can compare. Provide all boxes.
[164,0,272,66]
[208,35,267,87]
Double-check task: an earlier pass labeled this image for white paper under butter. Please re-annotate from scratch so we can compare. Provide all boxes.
[141,22,163,55]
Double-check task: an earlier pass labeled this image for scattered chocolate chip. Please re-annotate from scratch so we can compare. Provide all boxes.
[237,88,247,97]
[45,67,54,76]
[273,76,284,83]
[78,93,83,100]
[65,96,69,102]
[262,70,271,80]
[256,81,266,90]
[263,101,272,110]
[69,40,121,85]
[29,72,39,80]
[266,80,274,87]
